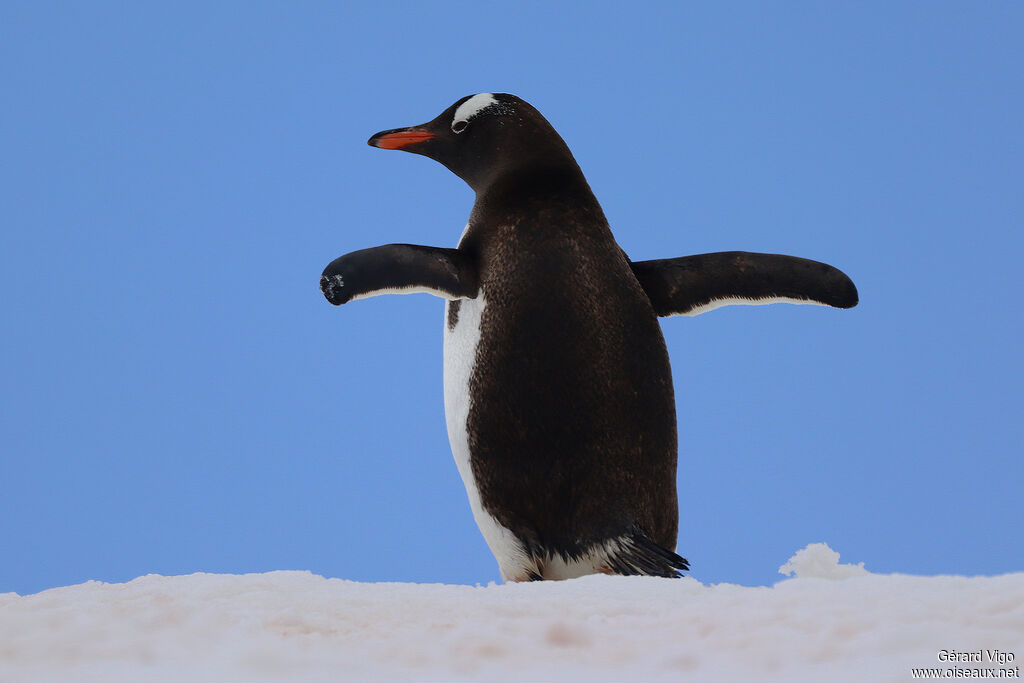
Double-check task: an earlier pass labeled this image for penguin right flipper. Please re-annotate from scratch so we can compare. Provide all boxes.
[630,251,858,317]
[320,244,478,305]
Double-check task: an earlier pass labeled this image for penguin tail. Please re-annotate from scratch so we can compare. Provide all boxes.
[516,529,689,580]
[601,531,690,578]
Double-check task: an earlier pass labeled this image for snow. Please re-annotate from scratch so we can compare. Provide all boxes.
[779,541,870,579]
[1,543,1021,682]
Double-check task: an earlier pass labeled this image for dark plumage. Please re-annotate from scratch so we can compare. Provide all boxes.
[321,93,856,581]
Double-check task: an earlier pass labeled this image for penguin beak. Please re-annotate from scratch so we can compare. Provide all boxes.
[368,126,438,150]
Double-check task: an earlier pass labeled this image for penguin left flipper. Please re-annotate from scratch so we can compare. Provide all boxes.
[630,251,858,317]
[320,244,478,305]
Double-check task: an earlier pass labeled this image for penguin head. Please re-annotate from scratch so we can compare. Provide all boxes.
[368,93,578,193]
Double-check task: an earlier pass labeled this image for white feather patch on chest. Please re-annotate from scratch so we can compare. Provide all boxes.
[443,292,534,582]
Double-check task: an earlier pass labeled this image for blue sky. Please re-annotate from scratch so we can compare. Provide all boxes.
[2,2,1022,595]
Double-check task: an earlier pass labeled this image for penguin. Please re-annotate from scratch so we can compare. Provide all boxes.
[320,93,857,582]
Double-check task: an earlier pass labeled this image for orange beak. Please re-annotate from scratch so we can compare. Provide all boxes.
[369,129,437,150]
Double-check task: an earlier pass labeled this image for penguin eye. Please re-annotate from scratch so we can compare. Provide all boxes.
[452,120,468,134]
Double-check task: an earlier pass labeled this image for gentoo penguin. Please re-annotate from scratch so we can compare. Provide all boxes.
[320,93,857,581]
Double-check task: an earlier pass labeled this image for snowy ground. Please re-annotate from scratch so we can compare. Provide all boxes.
[1,544,1021,682]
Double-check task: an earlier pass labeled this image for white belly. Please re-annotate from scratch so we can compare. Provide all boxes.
[443,294,535,581]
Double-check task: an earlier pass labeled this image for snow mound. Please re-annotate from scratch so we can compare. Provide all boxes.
[1,544,1022,682]
[778,541,870,579]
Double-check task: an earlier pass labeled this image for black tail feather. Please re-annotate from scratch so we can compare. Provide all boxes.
[604,532,690,578]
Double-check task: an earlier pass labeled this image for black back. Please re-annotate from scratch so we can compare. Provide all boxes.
[369,93,682,566]
[447,97,678,558]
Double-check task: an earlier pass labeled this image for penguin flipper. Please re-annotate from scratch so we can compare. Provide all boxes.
[630,251,858,317]
[320,244,478,305]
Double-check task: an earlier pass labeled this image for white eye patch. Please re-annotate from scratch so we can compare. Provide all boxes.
[451,93,497,132]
